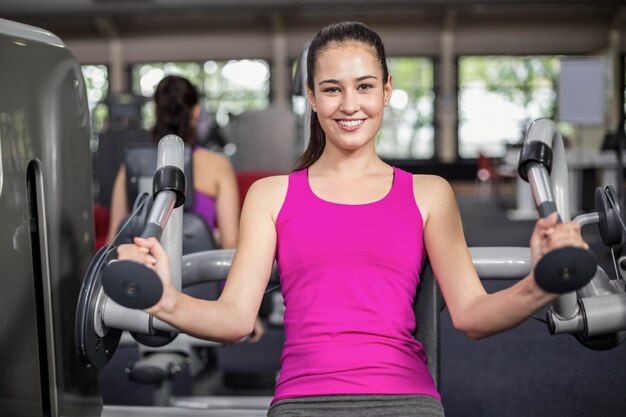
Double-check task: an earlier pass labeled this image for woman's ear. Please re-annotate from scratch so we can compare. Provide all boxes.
[383,75,393,107]
[306,85,317,112]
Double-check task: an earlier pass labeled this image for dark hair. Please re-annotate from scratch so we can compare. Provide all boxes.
[294,21,390,170]
[151,75,200,146]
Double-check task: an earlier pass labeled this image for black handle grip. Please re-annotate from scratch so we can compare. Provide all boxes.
[140,223,163,240]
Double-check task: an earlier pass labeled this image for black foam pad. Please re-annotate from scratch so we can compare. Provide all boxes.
[535,247,597,293]
[102,261,163,309]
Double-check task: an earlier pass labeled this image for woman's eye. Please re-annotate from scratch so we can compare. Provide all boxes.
[358,83,374,91]
[323,87,340,93]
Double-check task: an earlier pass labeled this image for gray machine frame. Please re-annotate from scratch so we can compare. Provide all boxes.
[0,17,101,417]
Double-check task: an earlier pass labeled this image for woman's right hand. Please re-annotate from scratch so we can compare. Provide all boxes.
[117,237,174,314]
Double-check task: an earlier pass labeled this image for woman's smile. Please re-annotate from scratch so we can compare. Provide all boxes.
[336,118,365,131]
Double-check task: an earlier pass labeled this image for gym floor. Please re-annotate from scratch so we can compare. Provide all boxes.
[100,183,626,417]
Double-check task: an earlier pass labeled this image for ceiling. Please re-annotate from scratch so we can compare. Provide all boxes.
[1,0,624,39]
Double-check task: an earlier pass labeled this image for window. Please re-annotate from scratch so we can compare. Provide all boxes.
[458,56,568,159]
[378,57,435,159]
[132,60,270,130]
[81,65,109,133]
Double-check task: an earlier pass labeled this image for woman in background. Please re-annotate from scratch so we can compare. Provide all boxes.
[106,75,240,249]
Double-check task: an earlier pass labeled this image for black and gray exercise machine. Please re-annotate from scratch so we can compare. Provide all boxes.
[516,118,626,349]
[105,141,221,403]
[464,118,626,351]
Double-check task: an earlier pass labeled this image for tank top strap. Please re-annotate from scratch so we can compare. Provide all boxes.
[288,168,310,198]
[279,169,313,219]
[387,166,415,203]
[287,168,323,204]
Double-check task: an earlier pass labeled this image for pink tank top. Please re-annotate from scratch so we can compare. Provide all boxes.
[273,167,439,404]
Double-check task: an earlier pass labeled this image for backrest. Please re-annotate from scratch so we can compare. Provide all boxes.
[124,142,195,211]
[94,128,150,208]
[182,211,218,253]
[413,258,444,391]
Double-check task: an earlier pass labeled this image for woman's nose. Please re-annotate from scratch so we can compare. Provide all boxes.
[339,91,359,114]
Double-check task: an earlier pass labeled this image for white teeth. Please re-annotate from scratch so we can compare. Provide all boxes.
[338,119,363,127]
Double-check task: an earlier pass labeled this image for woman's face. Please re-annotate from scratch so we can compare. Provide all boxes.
[307,41,392,153]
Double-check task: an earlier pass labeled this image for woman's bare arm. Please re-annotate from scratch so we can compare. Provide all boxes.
[416,175,586,340]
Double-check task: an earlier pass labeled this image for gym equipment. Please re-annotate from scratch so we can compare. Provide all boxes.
[518,118,626,350]
[0,17,103,417]
[102,136,186,310]
[77,136,213,367]
[517,119,598,293]
[76,136,185,369]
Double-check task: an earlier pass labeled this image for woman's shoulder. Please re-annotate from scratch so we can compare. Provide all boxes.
[247,174,290,197]
[192,147,231,167]
[410,173,453,192]
[409,174,456,216]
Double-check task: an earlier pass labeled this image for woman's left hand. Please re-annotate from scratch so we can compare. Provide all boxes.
[529,212,589,270]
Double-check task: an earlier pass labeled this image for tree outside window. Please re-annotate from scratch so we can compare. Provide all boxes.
[458,56,570,159]
[81,64,109,133]
[378,57,435,159]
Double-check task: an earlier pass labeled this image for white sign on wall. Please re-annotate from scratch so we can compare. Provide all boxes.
[558,57,605,125]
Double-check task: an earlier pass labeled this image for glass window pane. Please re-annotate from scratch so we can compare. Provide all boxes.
[458,56,561,158]
[81,64,109,133]
[378,57,435,159]
[203,59,270,126]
